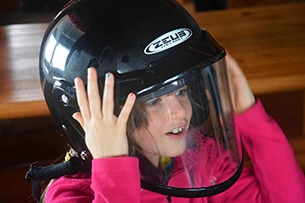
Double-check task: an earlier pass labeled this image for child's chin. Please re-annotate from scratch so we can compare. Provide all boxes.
[166,142,187,157]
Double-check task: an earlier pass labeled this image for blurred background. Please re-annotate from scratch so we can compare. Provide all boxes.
[0,0,304,202]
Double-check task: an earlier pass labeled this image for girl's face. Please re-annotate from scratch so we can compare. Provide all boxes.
[133,86,193,165]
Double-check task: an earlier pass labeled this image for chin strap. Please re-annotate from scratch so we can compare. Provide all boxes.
[25,154,91,202]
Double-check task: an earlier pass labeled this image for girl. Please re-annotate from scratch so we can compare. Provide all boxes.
[34,0,305,202]
[44,55,305,202]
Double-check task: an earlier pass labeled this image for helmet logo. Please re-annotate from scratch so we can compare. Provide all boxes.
[144,28,192,55]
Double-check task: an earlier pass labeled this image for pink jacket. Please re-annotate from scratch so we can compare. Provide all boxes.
[46,100,305,202]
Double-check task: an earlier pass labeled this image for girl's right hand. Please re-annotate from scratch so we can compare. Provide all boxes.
[72,68,136,159]
[226,53,255,115]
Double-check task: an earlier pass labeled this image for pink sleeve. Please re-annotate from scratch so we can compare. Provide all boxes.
[91,157,141,202]
[45,173,94,203]
[211,100,305,202]
[46,157,141,203]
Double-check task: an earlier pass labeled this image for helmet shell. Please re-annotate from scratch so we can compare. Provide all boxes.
[40,0,224,152]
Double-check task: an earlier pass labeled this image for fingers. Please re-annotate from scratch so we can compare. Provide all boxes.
[74,68,103,121]
[118,93,136,127]
[72,112,84,128]
[87,68,102,119]
[73,67,136,132]
[72,67,136,158]
[74,76,91,121]
[226,53,246,82]
[102,73,115,120]
[225,53,255,114]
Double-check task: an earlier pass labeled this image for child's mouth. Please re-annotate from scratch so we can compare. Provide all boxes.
[170,127,183,135]
[166,127,187,139]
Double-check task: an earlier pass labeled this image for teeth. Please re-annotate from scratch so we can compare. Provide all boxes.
[172,127,183,134]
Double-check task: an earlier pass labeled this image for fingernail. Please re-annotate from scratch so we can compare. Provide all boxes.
[106,73,111,79]
[74,77,79,85]
[129,93,136,100]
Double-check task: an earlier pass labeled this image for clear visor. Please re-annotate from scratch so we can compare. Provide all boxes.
[127,58,242,197]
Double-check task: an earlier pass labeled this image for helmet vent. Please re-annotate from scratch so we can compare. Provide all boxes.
[122,55,129,63]
[100,48,114,65]
[88,58,99,68]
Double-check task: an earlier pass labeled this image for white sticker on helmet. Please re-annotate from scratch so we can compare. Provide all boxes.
[144,28,192,55]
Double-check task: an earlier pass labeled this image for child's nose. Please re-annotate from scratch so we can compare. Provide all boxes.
[165,95,187,120]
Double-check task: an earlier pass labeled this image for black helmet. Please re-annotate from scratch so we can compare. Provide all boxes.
[40,0,242,198]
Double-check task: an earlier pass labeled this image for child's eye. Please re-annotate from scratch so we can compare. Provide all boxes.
[176,87,188,97]
[146,98,161,107]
